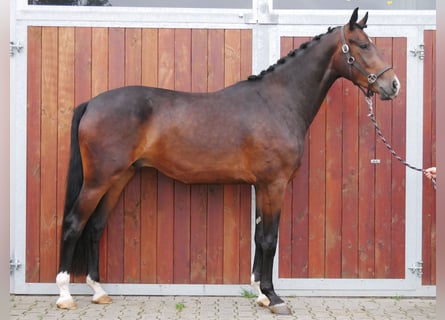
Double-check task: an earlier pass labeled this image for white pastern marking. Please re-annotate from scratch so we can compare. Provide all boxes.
[56,271,72,302]
[87,275,108,301]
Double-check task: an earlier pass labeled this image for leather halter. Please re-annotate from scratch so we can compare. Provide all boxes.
[340,25,392,97]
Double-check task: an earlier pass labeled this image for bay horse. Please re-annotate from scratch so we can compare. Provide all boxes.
[56,8,400,315]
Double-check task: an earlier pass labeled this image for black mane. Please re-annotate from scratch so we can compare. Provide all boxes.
[247,26,340,81]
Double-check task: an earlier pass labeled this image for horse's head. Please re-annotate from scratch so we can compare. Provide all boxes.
[332,8,400,100]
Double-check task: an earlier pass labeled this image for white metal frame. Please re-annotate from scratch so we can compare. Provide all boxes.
[10,0,436,296]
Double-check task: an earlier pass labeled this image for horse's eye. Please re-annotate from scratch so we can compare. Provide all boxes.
[359,43,369,50]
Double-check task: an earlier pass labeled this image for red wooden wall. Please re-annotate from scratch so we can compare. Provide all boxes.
[26,26,252,284]
[26,27,436,286]
[422,30,436,286]
[278,36,409,279]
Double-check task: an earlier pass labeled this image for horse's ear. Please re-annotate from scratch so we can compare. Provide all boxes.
[358,11,368,29]
[349,7,359,30]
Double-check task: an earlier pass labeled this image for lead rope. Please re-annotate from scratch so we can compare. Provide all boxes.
[366,96,437,190]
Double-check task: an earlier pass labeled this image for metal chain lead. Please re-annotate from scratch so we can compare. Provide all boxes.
[366,97,436,190]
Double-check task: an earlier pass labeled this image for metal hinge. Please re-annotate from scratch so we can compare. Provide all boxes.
[10,41,24,57]
[10,258,22,274]
[408,261,423,277]
[409,44,424,60]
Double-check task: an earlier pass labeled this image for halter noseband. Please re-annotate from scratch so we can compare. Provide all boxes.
[340,25,392,97]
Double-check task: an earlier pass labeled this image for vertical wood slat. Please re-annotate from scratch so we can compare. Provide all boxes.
[26,26,42,283]
[106,28,125,283]
[223,29,242,284]
[91,27,109,282]
[56,27,75,275]
[140,28,159,284]
[390,37,407,279]
[422,30,436,285]
[324,80,343,278]
[341,79,359,278]
[156,28,175,284]
[374,38,393,278]
[124,28,142,283]
[206,29,225,284]
[173,29,192,284]
[40,27,59,282]
[278,37,294,278]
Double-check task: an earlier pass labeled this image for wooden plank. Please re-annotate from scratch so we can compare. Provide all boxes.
[358,85,376,279]
[240,29,252,80]
[174,182,191,283]
[190,185,208,283]
[106,28,125,283]
[223,184,241,284]
[173,28,192,284]
[224,29,241,87]
[325,80,343,278]
[390,37,407,279]
[140,28,159,284]
[206,29,225,284]
[40,26,59,282]
[91,27,109,282]
[374,37,393,278]
[341,80,359,278]
[308,101,326,278]
[278,37,295,278]
[291,136,309,278]
[239,185,252,283]
[26,26,42,283]
[207,184,224,283]
[123,27,142,283]
[140,168,158,283]
[157,173,174,284]
[74,28,92,104]
[156,28,175,284]
[56,27,75,274]
[430,31,436,285]
[158,28,175,90]
[191,29,208,93]
[141,28,159,87]
[207,29,225,92]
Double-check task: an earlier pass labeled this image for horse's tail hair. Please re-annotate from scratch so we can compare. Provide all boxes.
[62,101,89,276]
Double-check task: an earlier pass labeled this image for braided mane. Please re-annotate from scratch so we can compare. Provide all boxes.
[247,26,340,81]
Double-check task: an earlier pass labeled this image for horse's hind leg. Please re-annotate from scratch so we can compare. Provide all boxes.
[85,167,136,304]
[57,186,108,309]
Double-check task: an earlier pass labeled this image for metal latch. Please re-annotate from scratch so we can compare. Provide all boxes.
[409,44,424,60]
[10,41,24,57]
[10,258,22,273]
[408,261,423,277]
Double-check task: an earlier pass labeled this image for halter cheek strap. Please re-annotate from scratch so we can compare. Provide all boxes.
[340,26,392,97]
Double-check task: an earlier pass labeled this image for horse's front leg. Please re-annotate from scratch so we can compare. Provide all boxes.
[251,183,291,315]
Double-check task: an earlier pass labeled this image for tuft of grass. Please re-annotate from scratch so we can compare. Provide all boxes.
[241,288,257,299]
[176,302,185,312]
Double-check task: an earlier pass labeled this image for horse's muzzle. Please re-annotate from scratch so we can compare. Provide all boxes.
[378,76,400,100]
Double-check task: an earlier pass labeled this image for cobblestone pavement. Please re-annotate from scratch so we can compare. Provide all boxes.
[10,295,436,320]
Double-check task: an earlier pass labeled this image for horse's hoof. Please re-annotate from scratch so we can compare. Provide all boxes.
[92,294,113,304]
[256,294,270,307]
[268,303,292,315]
[56,298,77,310]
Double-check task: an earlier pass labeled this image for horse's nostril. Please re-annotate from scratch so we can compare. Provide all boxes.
[392,79,399,90]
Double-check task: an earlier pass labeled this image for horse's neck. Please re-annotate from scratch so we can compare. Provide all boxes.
[274,33,340,130]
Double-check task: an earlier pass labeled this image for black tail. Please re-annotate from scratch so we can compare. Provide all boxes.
[61,101,89,276]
